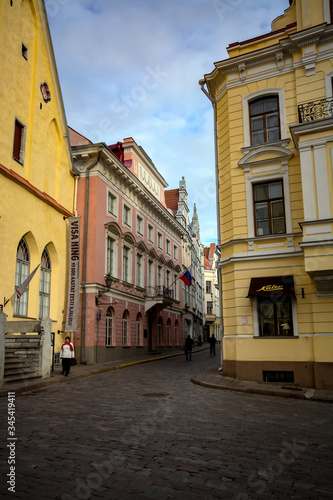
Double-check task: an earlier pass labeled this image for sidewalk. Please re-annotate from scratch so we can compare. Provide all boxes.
[191,367,333,403]
[1,347,333,403]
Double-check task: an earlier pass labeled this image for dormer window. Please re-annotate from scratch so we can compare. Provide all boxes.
[249,96,280,145]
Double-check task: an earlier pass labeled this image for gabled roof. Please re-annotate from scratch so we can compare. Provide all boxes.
[204,256,213,271]
[69,127,92,146]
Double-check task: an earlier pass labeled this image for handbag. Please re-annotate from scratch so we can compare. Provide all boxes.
[71,358,77,366]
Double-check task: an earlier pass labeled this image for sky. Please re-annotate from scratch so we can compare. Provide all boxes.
[46,0,290,246]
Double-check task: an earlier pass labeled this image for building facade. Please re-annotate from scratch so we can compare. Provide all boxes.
[201,0,333,388]
[0,0,76,354]
[70,130,188,364]
[203,244,220,342]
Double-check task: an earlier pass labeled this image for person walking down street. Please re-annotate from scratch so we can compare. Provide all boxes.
[184,335,194,361]
[60,336,75,376]
[209,334,217,356]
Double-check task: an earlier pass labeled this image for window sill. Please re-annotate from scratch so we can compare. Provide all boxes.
[254,335,298,339]
[12,157,24,166]
[122,345,130,348]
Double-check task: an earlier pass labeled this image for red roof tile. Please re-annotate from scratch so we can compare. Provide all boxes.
[165,189,179,215]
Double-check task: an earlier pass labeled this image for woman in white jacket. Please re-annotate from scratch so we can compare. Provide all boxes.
[60,336,75,376]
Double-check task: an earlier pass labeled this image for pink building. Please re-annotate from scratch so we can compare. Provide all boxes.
[70,129,186,364]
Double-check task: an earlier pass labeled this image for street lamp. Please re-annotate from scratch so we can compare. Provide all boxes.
[95,274,113,306]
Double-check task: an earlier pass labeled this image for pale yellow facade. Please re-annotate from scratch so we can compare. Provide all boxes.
[203,0,333,388]
[0,0,75,354]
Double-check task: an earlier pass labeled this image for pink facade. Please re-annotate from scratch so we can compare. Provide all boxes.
[71,130,186,364]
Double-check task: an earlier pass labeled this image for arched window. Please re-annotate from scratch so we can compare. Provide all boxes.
[106,307,114,346]
[122,310,129,346]
[167,318,171,345]
[136,313,142,346]
[39,248,51,319]
[158,317,163,345]
[14,238,30,316]
[175,320,179,345]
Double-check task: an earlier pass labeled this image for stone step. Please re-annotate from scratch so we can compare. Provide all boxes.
[5,364,33,373]
[5,361,27,369]
[4,371,41,384]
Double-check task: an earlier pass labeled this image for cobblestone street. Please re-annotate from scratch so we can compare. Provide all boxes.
[1,347,333,500]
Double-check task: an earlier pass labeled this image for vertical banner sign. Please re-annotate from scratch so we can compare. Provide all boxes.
[65,217,81,332]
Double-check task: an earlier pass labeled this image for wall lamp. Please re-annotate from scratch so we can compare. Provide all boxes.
[95,274,113,306]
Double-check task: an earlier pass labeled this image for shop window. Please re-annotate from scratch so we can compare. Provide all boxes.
[253,180,286,236]
[106,307,114,346]
[39,248,51,319]
[258,296,293,337]
[249,96,280,145]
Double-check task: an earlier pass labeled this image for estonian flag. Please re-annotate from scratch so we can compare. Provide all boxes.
[180,267,192,287]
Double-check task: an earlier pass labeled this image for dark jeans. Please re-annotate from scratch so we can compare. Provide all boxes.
[210,344,216,356]
[62,358,71,376]
[185,349,192,361]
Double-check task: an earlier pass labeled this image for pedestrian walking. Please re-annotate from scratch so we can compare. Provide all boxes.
[209,334,216,356]
[60,336,75,376]
[184,335,194,361]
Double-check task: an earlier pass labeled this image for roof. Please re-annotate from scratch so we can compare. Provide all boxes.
[165,189,179,215]
[69,127,92,146]
[204,256,213,271]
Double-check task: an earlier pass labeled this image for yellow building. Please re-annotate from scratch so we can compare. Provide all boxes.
[201,0,333,389]
[0,0,76,354]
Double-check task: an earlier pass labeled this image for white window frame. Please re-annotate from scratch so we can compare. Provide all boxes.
[122,244,132,283]
[174,244,178,261]
[136,252,144,288]
[122,312,128,346]
[242,89,287,148]
[252,297,298,338]
[157,232,163,251]
[166,239,171,256]
[106,308,114,346]
[107,189,118,218]
[148,223,154,244]
[136,314,142,346]
[123,203,132,228]
[136,214,144,237]
[105,233,118,278]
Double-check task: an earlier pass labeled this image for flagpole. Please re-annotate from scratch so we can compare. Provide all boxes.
[166,266,192,292]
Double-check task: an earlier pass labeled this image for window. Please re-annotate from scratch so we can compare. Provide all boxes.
[107,192,117,216]
[148,260,153,291]
[175,321,179,345]
[40,82,51,103]
[14,238,30,316]
[137,215,143,236]
[123,246,129,282]
[148,224,154,243]
[13,118,26,164]
[206,281,212,294]
[21,43,28,60]
[258,296,293,337]
[107,237,114,276]
[158,317,163,345]
[207,301,213,315]
[123,205,131,227]
[136,253,143,288]
[166,239,171,255]
[174,275,178,300]
[174,245,178,260]
[166,270,171,289]
[39,248,51,319]
[136,313,142,346]
[250,96,280,145]
[106,307,114,346]
[157,265,163,289]
[253,180,285,236]
[167,319,171,345]
[122,310,129,345]
[157,232,163,250]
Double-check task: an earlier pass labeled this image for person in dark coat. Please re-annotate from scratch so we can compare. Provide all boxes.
[184,335,194,361]
[209,334,217,356]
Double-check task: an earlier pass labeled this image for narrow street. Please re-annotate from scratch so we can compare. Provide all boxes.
[1,347,333,500]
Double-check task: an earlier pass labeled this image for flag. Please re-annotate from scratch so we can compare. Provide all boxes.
[180,267,192,287]
[16,264,40,298]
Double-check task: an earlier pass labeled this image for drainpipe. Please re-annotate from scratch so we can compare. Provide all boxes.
[199,79,224,371]
[81,147,102,364]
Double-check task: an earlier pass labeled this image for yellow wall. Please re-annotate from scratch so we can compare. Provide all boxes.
[0,0,75,354]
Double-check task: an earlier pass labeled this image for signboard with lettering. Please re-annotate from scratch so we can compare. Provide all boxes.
[65,217,81,332]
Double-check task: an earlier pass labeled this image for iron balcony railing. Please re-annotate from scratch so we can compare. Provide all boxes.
[146,286,174,300]
[298,97,333,123]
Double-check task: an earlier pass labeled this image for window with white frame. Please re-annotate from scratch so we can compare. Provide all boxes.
[174,244,178,260]
[253,180,286,236]
[147,259,154,292]
[122,310,129,345]
[157,232,163,250]
[174,275,178,300]
[166,269,171,289]
[206,281,212,294]
[148,224,154,243]
[39,248,51,319]
[122,245,131,283]
[157,265,163,291]
[207,301,213,315]
[166,239,171,255]
[14,238,30,316]
[136,313,142,346]
[123,204,131,227]
[136,253,143,288]
[107,191,118,217]
[106,307,114,346]
[106,236,115,276]
[136,214,144,237]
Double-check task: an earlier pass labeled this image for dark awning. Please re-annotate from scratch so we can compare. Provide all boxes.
[247,276,295,298]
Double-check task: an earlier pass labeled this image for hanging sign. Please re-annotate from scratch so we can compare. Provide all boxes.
[65,217,81,332]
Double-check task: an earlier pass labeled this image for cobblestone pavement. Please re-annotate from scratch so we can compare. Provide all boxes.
[1,347,333,500]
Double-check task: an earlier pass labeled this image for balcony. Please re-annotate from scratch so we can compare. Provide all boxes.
[145,286,174,313]
[298,97,333,123]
